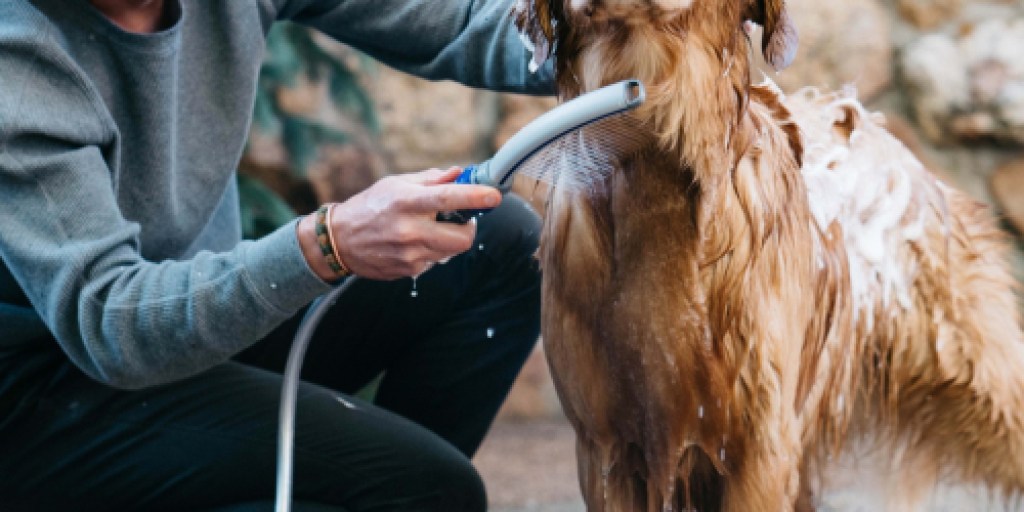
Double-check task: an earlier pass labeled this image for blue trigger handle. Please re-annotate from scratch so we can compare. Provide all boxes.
[436,164,495,224]
[454,165,476,184]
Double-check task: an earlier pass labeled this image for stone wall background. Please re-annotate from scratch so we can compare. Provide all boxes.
[244,1,1024,420]
[753,0,1024,281]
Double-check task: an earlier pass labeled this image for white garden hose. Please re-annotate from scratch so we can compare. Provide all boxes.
[275,276,359,512]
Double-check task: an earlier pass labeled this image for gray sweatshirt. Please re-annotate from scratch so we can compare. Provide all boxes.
[0,0,553,388]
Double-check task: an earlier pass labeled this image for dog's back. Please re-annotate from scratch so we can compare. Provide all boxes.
[785,85,1024,511]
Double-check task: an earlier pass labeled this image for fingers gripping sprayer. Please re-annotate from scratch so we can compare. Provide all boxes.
[275,79,647,512]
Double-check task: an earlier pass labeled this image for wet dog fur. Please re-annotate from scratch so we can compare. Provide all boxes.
[516,0,1024,510]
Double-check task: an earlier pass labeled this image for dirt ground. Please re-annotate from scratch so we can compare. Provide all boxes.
[474,419,585,512]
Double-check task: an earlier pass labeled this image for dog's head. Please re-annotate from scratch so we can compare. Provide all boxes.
[514,0,798,87]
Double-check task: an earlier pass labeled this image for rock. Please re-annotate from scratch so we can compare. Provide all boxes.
[991,158,1024,235]
[898,0,963,30]
[303,31,497,174]
[879,111,956,183]
[494,94,558,149]
[371,68,500,173]
[900,33,969,142]
[753,0,892,101]
[307,144,387,205]
[901,17,1024,145]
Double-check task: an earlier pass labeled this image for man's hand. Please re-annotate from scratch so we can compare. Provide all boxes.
[299,167,501,281]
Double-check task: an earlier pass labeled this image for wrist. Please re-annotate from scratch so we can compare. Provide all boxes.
[297,211,347,282]
[319,203,352,278]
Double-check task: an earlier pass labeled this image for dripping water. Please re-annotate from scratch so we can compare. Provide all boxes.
[601,465,611,501]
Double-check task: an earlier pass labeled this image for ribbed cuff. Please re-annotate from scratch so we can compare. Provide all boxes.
[240,218,335,315]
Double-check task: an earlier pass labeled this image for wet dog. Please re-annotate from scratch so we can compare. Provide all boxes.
[518,0,1024,510]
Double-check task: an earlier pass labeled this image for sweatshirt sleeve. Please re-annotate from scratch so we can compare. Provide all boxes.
[0,30,332,389]
[260,0,555,95]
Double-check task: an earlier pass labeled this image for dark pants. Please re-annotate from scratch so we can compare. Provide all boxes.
[0,196,542,512]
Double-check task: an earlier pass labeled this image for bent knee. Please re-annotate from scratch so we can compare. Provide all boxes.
[430,453,487,512]
[377,444,485,512]
[475,194,542,269]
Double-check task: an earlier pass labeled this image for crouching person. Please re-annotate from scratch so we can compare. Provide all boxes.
[0,0,551,510]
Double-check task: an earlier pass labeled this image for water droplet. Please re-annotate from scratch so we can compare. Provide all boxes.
[478,244,485,251]
[698,405,704,419]
[410,277,418,298]
[270,282,278,290]
[486,327,495,339]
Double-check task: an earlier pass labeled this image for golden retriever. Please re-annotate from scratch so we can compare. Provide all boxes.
[515,0,1024,510]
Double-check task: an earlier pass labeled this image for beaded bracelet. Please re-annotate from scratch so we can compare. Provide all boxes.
[314,204,351,278]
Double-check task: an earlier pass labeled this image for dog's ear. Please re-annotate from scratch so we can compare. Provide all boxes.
[746,0,798,72]
[512,0,556,73]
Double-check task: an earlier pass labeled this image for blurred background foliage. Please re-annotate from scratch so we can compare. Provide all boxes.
[239,22,379,240]
[253,22,378,174]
